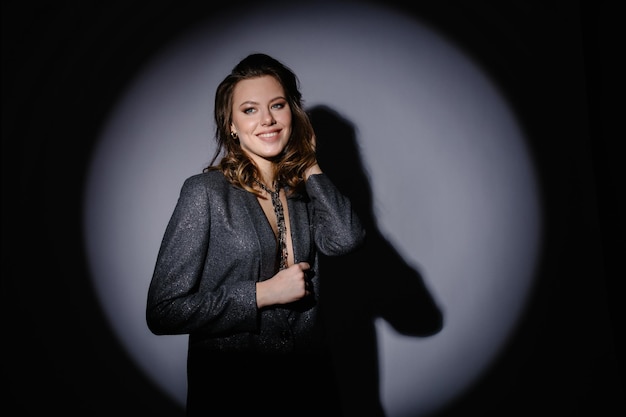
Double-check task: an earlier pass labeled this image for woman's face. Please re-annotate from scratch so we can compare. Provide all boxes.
[230,75,292,165]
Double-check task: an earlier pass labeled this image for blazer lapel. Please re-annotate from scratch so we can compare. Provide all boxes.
[233,188,274,279]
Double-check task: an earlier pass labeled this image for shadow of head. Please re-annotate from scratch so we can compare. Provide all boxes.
[309,104,444,337]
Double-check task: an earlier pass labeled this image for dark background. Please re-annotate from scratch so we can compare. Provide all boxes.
[2,1,623,416]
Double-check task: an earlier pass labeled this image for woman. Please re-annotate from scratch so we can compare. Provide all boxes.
[146,53,365,416]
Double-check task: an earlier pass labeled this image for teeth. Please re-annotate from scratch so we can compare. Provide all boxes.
[258,132,277,138]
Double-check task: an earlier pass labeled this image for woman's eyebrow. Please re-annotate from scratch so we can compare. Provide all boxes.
[237,96,286,108]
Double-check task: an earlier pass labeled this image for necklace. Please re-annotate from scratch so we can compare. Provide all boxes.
[256,180,288,270]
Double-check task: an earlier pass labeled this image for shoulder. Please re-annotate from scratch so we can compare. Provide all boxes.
[180,170,242,199]
[183,170,227,188]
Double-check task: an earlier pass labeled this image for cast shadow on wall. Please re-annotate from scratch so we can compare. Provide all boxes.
[310,105,445,417]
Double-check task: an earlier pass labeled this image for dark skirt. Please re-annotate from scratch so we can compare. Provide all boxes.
[185,349,343,417]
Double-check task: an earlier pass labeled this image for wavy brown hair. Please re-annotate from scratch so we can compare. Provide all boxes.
[204,53,317,196]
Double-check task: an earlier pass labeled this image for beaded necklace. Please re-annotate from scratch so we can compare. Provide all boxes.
[256,180,288,270]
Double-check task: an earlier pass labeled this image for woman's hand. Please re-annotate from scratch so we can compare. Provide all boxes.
[256,262,312,308]
[304,134,322,179]
[304,163,322,179]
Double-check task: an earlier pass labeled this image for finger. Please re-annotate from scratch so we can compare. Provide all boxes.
[304,276,314,296]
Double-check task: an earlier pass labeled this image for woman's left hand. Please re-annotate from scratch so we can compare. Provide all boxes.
[305,163,322,179]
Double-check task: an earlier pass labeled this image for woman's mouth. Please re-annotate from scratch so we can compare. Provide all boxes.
[257,130,280,139]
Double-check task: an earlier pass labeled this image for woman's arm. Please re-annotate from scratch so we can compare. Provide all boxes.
[146,175,258,336]
[306,173,366,256]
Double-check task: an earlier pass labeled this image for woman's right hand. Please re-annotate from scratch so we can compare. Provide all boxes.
[256,262,311,308]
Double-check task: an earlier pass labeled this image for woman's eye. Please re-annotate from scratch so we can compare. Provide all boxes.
[272,102,285,110]
[243,108,256,114]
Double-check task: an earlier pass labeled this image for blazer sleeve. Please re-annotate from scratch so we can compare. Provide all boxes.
[146,175,258,336]
[305,173,366,255]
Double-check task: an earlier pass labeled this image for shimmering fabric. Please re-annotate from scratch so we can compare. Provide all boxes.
[146,171,365,354]
[147,171,364,415]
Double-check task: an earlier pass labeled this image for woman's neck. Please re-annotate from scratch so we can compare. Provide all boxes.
[256,165,276,189]
[244,151,276,188]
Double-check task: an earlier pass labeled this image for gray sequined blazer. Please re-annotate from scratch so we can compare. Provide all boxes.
[146,171,365,354]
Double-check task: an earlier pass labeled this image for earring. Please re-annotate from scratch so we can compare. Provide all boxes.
[230,131,238,140]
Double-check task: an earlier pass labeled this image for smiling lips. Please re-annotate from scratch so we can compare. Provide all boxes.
[257,130,281,140]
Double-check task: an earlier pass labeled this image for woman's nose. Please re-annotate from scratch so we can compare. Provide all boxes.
[261,111,275,126]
